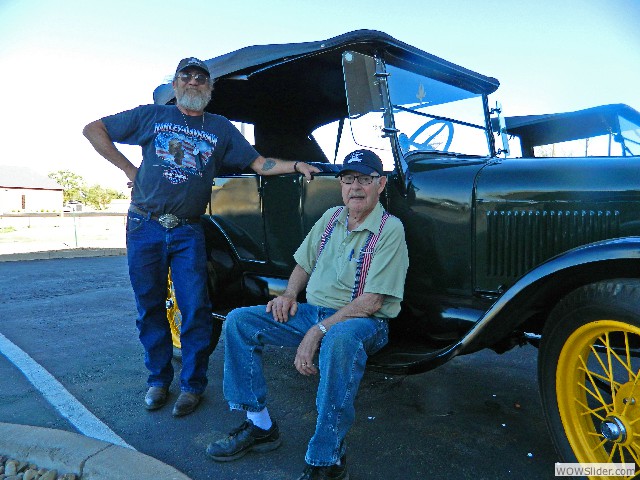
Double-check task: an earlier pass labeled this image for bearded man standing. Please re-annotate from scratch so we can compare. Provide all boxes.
[83,57,318,417]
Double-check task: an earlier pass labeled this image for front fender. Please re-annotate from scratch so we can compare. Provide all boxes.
[461,237,640,352]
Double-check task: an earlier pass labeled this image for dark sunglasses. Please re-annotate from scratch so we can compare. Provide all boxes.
[177,72,210,85]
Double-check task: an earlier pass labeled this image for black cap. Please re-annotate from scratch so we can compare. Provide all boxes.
[176,57,210,76]
[337,149,384,176]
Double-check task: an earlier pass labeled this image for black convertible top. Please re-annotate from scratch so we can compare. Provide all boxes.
[500,103,640,151]
[153,29,499,135]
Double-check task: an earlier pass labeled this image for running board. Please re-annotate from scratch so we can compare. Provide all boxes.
[367,341,462,375]
[211,311,461,376]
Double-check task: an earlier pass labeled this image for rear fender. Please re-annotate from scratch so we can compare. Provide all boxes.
[202,216,243,268]
[201,216,251,309]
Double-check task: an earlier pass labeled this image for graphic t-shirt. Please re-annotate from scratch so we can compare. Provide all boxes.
[102,104,259,217]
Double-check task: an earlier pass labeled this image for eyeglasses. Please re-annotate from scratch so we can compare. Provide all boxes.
[339,174,380,185]
[176,72,210,85]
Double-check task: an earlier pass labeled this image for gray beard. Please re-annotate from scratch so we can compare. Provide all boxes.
[176,89,211,112]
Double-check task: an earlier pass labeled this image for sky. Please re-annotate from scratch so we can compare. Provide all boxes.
[1,0,639,191]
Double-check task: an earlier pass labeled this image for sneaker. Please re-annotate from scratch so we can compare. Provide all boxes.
[296,456,349,480]
[206,420,281,462]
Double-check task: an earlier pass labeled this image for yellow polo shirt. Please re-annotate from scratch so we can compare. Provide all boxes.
[294,203,409,318]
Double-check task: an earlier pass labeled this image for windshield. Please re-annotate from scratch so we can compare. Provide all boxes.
[387,65,490,156]
[341,50,491,160]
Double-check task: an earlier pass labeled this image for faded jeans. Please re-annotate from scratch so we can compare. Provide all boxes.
[223,302,389,466]
[126,210,212,394]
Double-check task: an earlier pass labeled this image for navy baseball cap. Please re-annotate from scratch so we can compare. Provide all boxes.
[337,149,384,177]
[176,57,210,76]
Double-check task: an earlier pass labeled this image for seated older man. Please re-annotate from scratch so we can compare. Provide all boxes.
[206,149,409,480]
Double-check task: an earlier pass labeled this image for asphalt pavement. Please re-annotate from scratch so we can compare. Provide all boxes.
[0,250,560,479]
[0,248,191,479]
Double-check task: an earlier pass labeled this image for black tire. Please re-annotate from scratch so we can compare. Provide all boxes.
[538,279,640,478]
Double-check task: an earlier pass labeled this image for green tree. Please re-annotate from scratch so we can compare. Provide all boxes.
[48,170,128,210]
[48,170,84,203]
[84,184,117,210]
[108,188,128,200]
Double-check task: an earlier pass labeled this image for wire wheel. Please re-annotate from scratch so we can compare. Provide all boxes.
[165,266,223,361]
[539,279,640,480]
[558,320,640,473]
[166,270,182,357]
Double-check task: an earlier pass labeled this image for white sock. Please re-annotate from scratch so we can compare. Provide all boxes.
[247,407,272,430]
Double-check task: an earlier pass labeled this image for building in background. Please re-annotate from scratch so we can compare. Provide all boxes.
[0,166,63,213]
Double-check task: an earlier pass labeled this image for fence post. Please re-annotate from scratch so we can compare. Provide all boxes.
[73,214,78,247]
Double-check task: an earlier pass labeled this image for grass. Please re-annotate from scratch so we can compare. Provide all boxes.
[0,226,17,234]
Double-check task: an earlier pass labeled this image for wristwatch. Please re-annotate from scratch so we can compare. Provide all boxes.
[317,323,328,335]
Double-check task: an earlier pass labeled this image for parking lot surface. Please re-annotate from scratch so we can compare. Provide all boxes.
[0,256,558,479]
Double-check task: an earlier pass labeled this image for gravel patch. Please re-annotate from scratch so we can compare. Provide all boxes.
[0,455,78,479]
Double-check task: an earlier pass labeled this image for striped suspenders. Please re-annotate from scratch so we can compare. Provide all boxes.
[314,207,391,300]
[314,207,344,268]
[352,212,390,299]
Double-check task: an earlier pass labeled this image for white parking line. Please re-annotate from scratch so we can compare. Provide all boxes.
[0,332,134,450]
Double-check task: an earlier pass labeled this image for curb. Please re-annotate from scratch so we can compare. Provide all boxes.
[0,423,192,480]
[0,248,126,263]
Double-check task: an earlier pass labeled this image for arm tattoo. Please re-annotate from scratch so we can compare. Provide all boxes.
[261,158,276,172]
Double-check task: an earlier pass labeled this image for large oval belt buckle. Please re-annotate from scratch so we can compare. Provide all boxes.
[158,214,180,229]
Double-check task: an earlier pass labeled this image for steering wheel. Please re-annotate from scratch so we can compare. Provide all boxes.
[406,118,454,152]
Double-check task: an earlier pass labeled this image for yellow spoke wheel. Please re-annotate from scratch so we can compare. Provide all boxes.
[165,267,224,361]
[558,321,640,468]
[166,270,182,358]
[539,280,640,480]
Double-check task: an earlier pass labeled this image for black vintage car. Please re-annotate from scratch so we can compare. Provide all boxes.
[156,30,640,476]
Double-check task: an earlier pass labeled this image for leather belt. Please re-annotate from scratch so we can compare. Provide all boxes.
[128,205,201,229]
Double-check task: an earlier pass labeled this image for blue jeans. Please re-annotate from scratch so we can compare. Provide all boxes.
[126,210,212,394]
[223,303,389,466]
